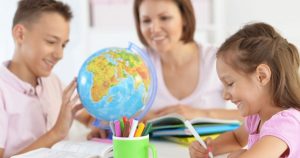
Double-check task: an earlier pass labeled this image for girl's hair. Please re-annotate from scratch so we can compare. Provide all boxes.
[133,0,196,47]
[217,22,300,109]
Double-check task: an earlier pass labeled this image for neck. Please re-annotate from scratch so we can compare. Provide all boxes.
[160,42,198,70]
[259,103,287,123]
[8,54,38,87]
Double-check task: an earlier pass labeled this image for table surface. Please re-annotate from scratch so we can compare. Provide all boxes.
[152,139,228,158]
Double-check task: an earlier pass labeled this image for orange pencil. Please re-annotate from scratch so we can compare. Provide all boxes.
[134,122,145,137]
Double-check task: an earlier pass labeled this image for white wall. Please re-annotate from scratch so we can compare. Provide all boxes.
[1,1,300,83]
[224,0,300,48]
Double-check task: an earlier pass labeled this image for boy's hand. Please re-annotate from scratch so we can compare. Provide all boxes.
[52,78,83,140]
[189,138,213,158]
[87,127,110,139]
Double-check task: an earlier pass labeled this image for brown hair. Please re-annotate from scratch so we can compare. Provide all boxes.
[13,0,72,28]
[133,0,196,47]
[217,22,300,109]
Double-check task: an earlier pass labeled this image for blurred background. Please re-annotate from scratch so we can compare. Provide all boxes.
[1,0,300,84]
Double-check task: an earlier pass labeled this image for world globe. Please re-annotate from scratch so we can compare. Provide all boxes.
[77,43,157,126]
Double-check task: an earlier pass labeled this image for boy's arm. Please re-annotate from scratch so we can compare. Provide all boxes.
[14,130,63,155]
[238,136,287,158]
[211,125,248,155]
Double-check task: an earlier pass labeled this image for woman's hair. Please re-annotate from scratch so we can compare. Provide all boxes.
[217,22,300,109]
[133,0,196,47]
[13,0,72,28]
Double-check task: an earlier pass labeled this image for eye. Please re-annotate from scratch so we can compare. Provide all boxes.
[227,82,234,87]
[160,16,172,21]
[141,18,151,24]
[46,39,56,45]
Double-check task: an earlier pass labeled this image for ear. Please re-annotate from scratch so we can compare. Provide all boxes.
[255,64,271,86]
[12,24,26,44]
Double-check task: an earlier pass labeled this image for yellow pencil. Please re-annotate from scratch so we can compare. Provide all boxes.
[134,122,145,137]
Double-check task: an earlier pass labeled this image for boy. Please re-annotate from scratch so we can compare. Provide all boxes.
[0,0,94,157]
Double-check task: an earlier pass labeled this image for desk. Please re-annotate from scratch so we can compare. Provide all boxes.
[69,121,228,158]
[152,139,228,158]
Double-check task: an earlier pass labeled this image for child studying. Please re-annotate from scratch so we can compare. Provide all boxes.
[189,22,300,158]
[0,0,103,157]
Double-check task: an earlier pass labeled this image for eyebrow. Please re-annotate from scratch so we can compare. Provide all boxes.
[46,34,69,43]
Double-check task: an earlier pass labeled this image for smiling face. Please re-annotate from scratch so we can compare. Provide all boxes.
[138,0,184,54]
[216,56,272,117]
[14,12,70,78]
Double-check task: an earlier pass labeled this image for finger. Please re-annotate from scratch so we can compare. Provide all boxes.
[72,104,84,115]
[63,79,77,102]
[69,94,80,106]
[99,130,107,138]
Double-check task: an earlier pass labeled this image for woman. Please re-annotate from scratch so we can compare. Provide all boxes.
[133,0,241,121]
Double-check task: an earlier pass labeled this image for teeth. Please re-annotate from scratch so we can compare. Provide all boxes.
[45,59,54,66]
[152,36,165,41]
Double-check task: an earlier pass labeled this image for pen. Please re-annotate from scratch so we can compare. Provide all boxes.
[114,120,121,137]
[142,122,152,136]
[122,120,130,137]
[134,122,145,137]
[109,121,115,136]
[184,120,213,158]
[129,119,138,138]
[119,118,124,135]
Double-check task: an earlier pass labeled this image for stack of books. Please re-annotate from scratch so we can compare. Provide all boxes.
[147,113,241,145]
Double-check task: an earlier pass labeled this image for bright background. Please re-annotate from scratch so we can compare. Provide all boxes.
[1,0,300,84]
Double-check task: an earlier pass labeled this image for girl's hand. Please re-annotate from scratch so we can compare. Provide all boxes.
[189,138,213,158]
[51,78,83,139]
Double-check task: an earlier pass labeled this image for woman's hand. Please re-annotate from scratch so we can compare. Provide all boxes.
[51,78,83,140]
[155,104,208,120]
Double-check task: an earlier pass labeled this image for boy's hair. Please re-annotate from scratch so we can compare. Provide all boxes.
[133,0,196,47]
[217,22,300,109]
[13,0,72,28]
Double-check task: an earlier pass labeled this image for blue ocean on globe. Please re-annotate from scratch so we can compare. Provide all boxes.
[77,43,157,125]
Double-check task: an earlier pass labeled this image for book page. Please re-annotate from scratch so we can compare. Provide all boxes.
[52,140,113,158]
[11,148,98,158]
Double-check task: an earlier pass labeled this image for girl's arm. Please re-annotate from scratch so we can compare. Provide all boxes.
[0,148,4,158]
[211,125,248,155]
[237,136,288,158]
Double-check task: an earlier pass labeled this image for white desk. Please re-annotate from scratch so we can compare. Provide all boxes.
[69,121,228,158]
[152,139,228,158]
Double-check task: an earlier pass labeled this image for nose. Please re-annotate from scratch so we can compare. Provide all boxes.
[53,46,64,60]
[223,89,231,101]
[150,20,161,33]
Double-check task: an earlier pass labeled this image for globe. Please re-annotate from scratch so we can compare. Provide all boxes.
[77,43,157,126]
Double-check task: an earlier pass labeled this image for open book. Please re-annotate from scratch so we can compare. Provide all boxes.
[11,140,113,158]
[148,113,240,137]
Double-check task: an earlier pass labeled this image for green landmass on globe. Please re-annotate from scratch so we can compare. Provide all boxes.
[87,49,150,103]
[77,45,157,122]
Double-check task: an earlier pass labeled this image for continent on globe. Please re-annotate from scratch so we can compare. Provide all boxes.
[77,44,157,124]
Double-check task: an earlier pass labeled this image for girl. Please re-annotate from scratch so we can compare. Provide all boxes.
[189,22,300,158]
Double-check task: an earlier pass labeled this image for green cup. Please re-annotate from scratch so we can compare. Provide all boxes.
[113,135,157,158]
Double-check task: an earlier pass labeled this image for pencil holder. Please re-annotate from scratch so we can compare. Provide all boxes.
[113,135,157,158]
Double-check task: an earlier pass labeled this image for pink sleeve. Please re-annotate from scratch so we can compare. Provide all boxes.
[260,109,300,157]
[0,92,8,148]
